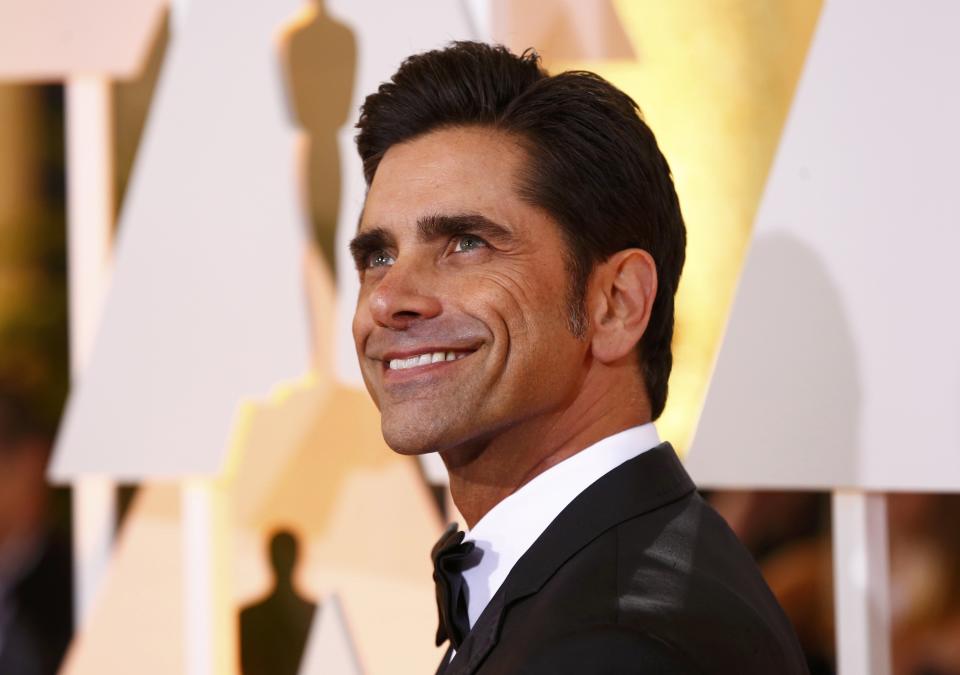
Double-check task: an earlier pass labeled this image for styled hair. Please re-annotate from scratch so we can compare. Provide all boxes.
[355,41,686,420]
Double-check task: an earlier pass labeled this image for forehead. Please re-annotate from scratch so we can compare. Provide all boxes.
[360,126,530,232]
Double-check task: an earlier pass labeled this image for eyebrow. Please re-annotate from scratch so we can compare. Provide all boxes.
[348,213,515,270]
[348,226,395,271]
[416,213,514,243]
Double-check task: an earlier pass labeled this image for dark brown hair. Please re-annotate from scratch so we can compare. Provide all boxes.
[355,42,686,420]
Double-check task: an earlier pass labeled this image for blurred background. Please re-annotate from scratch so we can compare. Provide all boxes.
[1,1,958,673]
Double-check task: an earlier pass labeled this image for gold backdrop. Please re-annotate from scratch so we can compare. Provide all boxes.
[0,2,827,673]
[536,0,823,452]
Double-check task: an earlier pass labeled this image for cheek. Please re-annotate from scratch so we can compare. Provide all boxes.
[472,270,580,368]
[351,314,362,351]
[351,293,371,350]
[470,267,547,327]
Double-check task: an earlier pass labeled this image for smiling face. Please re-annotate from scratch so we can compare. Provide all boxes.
[351,126,590,457]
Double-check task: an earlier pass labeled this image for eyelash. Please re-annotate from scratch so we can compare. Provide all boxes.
[360,234,489,271]
[452,234,488,252]
[365,250,394,268]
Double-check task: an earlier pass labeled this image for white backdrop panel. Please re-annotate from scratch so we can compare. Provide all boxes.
[687,0,960,491]
[52,0,311,478]
[0,0,166,81]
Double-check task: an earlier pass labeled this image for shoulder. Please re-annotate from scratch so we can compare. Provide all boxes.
[612,492,808,671]
[516,625,703,675]
[487,471,808,673]
[614,490,782,619]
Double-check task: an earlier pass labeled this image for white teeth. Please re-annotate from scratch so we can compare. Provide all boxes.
[388,350,470,369]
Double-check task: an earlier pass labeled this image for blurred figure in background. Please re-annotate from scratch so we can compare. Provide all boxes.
[0,385,72,675]
[282,0,355,274]
[0,82,71,674]
[888,494,960,675]
[240,529,317,675]
[710,490,960,675]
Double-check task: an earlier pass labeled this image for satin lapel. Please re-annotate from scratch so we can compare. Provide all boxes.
[502,443,694,604]
[442,443,694,675]
[442,588,508,675]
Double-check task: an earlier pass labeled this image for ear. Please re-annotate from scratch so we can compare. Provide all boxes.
[588,249,657,364]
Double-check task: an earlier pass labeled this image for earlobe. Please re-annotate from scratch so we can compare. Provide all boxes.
[590,249,657,364]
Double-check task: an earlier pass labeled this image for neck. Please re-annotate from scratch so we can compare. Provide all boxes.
[274,576,296,596]
[441,368,651,528]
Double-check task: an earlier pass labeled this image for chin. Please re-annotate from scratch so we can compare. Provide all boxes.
[380,409,477,457]
[380,418,440,456]
[382,435,434,456]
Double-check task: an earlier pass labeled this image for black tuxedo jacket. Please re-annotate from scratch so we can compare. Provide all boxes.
[437,443,809,674]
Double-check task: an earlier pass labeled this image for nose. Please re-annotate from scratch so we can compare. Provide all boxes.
[366,258,442,329]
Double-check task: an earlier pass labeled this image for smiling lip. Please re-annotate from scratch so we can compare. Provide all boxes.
[375,347,477,379]
[384,349,472,371]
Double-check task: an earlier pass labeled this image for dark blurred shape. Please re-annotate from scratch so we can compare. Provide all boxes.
[0,82,72,675]
[710,489,960,675]
[0,85,68,438]
[282,0,356,274]
[0,385,73,675]
[240,529,318,675]
[889,494,960,675]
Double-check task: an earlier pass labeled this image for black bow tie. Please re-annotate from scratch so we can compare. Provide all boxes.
[432,523,481,649]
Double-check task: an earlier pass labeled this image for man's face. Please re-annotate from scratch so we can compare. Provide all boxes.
[351,126,589,456]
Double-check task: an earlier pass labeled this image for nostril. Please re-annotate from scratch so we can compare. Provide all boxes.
[368,278,442,328]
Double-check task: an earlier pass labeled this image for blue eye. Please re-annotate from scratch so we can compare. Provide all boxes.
[454,235,487,253]
[366,250,395,268]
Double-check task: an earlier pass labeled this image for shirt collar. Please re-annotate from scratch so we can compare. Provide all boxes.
[460,423,660,628]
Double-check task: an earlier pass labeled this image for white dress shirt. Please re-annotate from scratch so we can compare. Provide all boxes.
[461,423,661,628]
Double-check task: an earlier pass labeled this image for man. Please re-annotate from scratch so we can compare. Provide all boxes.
[349,42,808,674]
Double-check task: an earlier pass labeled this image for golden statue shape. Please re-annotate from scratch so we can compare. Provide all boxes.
[282,0,356,273]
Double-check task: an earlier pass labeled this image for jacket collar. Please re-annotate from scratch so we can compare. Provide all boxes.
[441,442,695,675]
